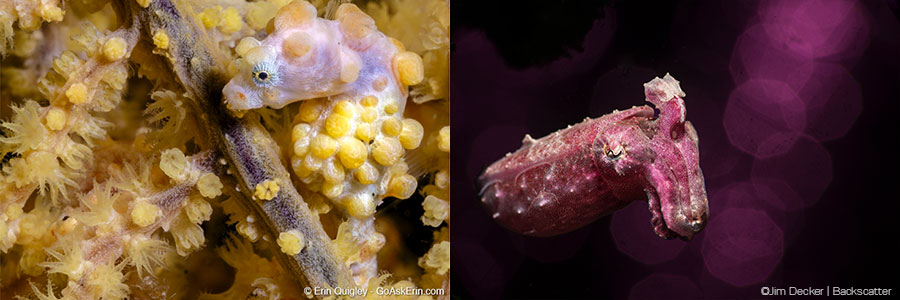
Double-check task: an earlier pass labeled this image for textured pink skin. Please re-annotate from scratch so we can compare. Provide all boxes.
[478,74,709,239]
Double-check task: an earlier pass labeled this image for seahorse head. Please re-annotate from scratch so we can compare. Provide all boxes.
[223,0,363,110]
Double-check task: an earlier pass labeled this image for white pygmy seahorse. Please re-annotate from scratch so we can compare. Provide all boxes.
[222,0,426,288]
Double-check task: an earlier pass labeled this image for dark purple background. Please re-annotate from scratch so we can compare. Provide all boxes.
[450,0,900,298]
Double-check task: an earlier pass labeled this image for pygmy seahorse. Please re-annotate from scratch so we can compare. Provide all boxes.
[221,0,426,211]
[221,0,426,286]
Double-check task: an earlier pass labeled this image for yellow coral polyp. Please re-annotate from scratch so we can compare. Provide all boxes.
[294,138,310,157]
[435,169,450,190]
[18,15,41,31]
[291,123,310,143]
[420,241,450,276]
[354,163,379,185]
[246,2,276,30]
[277,229,306,255]
[344,194,375,219]
[198,6,222,29]
[102,37,128,61]
[383,100,399,114]
[159,148,188,181]
[338,137,367,169]
[321,159,346,183]
[298,100,324,123]
[53,51,81,77]
[44,107,67,131]
[301,155,323,175]
[355,123,376,142]
[421,195,449,227]
[387,174,417,199]
[381,117,402,136]
[197,173,223,198]
[126,236,168,277]
[27,151,60,185]
[438,126,450,152]
[394,51,425,86]
[237,221,260,242]
[132,201,160,227]
[321,180,344,199]
[310,134,338,158]
[399,118,424,149]
[172,214,206,255]
[220,7,243,34]
[371,136,403,166]
[325,113,352,137]
[254,179,280,200]
[65,83,89,105]
[333,100,355,116]
[39,5,65,22]
[152,31,169,49]
[42,239,85,280]
[104,67,128,91]
[186,196,213,224]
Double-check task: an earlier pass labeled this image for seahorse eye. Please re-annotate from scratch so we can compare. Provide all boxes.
[256,71,269,81]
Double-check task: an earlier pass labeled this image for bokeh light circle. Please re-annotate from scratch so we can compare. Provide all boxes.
[758,0,869,60]
[751,136,833,209]
[702,208,784,287]
[723,79,807,158]
[729,24,814,87]
[792,62,862,141]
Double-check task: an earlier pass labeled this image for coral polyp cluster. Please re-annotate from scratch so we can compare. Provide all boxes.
[1,0,449,299]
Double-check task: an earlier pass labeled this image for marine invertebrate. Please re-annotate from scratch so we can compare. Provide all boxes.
[0,0,66,56]
[478,74,709,240]
[2,0,449,298]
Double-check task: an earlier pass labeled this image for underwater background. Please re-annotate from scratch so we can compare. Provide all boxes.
[452,0,899,298]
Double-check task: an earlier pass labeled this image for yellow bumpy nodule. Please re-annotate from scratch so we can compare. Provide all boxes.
[290,96,424,219]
